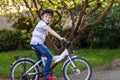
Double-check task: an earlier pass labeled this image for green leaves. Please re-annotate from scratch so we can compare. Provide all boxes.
[0,29,22,52]
[0,0,118,51]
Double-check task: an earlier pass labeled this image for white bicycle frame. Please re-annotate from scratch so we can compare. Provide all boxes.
[24,48,77,76]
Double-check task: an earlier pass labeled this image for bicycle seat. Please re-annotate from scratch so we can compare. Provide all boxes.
[31,47,36,51]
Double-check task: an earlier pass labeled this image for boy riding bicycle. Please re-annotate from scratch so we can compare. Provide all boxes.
[30,8,66,80]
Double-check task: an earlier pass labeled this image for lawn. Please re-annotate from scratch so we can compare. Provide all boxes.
[0,48,120,78]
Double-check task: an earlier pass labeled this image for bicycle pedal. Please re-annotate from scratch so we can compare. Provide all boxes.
[38,72,44,77]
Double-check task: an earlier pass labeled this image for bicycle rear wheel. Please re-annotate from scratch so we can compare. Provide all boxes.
[10,58,39,80]
[63,57,92,80]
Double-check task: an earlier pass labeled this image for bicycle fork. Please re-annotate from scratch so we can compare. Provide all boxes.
[67,56,76,68]
[67,56,81,74]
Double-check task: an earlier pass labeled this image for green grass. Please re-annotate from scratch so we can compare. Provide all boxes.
[0,48,120,78]
[0,49,37,78]
[76,49,120,67]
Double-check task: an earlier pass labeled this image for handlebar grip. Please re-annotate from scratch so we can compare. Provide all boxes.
[61,39,67,44]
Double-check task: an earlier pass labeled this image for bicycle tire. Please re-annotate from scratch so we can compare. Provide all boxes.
[10,58,39,80]
[63,57,92,80]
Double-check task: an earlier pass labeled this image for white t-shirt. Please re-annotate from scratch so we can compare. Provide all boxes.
[30,20,50,45]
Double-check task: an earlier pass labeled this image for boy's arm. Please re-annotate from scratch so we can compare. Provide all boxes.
[46,27,65,41]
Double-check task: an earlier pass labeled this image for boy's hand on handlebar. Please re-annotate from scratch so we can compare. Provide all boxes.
[61,38,66,42]
[61,38,67,45]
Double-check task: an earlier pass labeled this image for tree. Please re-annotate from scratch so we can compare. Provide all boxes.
[0,0,115,54]
[86,1,120,49]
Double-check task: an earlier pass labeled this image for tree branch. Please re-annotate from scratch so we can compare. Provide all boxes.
[79,0,115,32]
[79,2,102,29]
[23,0,34,18]
[69,9,75,32]
[32,0,40,18]
[68,4,86,40]
[74,4,86,33]
[48,0,62,27]
[74,0,115,44]
[36,0,43,19]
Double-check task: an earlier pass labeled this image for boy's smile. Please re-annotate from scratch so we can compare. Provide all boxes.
[41,13,52,24]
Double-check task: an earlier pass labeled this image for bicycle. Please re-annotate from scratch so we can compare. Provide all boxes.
[10,41,92,80]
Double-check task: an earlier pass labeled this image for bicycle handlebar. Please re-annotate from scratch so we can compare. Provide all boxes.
[61,40,74,54]
[61,40,71,47]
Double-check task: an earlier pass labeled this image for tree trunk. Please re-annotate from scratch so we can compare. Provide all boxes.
[45,36,60,54]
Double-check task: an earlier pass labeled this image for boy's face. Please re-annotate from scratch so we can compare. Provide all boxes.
[41,13,52,24]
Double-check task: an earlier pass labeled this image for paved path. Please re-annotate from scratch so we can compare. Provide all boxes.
[91,70,120,80]
[55,70,120,80]
[0,70,120,80]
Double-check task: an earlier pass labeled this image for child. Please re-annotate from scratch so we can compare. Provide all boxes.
[30,8,66,80]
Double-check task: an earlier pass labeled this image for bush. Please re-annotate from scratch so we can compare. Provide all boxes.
[12,16,33,33]
[76,26,120,49]
[0,29,32,52]
[0,29,22,52]
[20,30,32,49]
[88,27,120,49]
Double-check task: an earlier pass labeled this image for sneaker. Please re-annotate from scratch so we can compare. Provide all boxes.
[45,75,57,80]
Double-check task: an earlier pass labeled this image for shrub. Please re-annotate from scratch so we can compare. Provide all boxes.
[20,30,32,49]
[0,29,32,52]
[0,29,22,52]
[80,27,120,49]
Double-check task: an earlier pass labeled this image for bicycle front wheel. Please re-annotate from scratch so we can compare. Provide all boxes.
[10,58,39,80]
[63,57,92,80]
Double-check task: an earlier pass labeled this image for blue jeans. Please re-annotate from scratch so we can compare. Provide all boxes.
[31,44,53,76]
